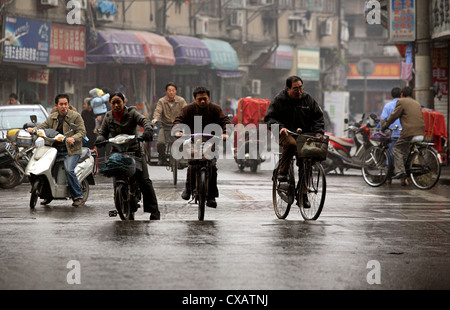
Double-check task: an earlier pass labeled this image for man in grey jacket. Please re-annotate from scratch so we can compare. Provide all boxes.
[381,86,425,179]
[27,94,87,206]
[152,82,187,165]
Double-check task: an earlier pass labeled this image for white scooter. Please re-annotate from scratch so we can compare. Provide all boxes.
[25,115,95,209]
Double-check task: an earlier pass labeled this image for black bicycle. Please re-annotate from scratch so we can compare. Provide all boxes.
[185,133,220,221]
[272,130,327,220]
[362,130,441,189]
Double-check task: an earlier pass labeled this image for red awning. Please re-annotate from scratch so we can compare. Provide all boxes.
[132,31,175,66]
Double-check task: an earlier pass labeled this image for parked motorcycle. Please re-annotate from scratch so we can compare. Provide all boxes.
[25,116,95,208]
[0,140,25,189]
[322,114,378,174]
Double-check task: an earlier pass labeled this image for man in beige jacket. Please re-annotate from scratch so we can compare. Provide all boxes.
[152,82,187,165]
[381,86,425,179]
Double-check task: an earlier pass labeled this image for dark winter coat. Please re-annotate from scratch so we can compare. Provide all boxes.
[264,90,325,134]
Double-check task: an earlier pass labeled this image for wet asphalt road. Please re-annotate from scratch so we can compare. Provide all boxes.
[0,156,449,291]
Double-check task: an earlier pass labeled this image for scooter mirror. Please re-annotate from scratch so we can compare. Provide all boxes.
[30,115,37,124]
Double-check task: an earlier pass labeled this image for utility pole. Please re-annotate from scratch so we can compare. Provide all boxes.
[414,0,433,108]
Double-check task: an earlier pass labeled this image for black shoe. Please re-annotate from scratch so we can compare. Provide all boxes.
[392,172,407,179]
[181,189,191,200]
[206,198,217,208]
[277,172,288,182]
[302,194,311,209]
[150,213,160,220]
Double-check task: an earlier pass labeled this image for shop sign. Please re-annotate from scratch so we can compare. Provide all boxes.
[27,69,50,84]
[3,16,50,64]
[297,48,319,81]
[49,24,85,68]
[389,0,415,42]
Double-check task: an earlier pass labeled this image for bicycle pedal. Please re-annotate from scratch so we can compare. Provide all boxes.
[109,210,118,217]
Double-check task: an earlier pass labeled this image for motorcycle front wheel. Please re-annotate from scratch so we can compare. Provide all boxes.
[0,166,24,189]
[114,183,132,220]
[30,179,42,209]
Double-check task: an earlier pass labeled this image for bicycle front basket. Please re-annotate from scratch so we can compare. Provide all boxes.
[296,134,329,161]
[99,153,136,177]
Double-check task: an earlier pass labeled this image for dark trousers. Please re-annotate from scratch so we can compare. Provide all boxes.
[185,159,218,199]
[278,134,297,174]
[137,157,159,215]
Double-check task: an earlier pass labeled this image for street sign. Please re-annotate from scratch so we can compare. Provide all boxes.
[356,59,375,77]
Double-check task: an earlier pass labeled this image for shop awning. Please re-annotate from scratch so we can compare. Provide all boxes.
[86,28,146,64]
[165,35,211,66]
[132,31,175,66]
[264,44,294,70]
[201,38,239,70]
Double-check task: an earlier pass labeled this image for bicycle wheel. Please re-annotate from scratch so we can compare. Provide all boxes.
[361,146,392,187]
[299,161,326,220]
[409,147,441,190]
[272,162,295,219]
[197,169,207,221]
[114,183,132,220]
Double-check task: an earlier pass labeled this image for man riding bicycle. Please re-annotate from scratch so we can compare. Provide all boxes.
[173,86,230,208]
[152,82,187,166]
[264,75,325,208]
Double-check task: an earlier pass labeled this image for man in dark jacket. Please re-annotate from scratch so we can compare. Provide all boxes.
[96,92,160,220]
[264,76,324,207]
[173,86,230,208]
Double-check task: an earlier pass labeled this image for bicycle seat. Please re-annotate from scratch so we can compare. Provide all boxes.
[410,135,424,143]
[328,135,354,147]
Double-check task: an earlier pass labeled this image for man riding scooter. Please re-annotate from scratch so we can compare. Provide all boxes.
[27,94,87,206]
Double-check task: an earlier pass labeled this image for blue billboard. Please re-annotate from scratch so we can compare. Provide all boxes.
[3,16,51,64]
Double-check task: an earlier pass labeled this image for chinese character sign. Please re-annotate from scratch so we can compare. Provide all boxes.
[431,47,448,96]
[49,24,86,68]
[3,16,50,64]
[389,0,416,42]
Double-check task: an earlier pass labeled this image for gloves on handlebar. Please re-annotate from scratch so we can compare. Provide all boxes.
[380,125,388,132]
[142,129,153,142]
[95,135,106,145]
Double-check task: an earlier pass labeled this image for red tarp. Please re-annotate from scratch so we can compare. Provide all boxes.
[232,97,270,126]
[422,108,447,152]
[231,97,270,149]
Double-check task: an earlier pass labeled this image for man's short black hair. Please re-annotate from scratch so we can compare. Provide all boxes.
[165,82,177,91]
[9,93,18,100]
[193,86,210,99]
[401,86,413,97]
[55,94,70,105]
[286,76,303,89]
[391,87,401,98]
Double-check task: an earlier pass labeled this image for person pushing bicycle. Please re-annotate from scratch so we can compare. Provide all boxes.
[264,75,325,208]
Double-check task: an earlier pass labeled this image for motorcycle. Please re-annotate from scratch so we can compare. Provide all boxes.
[234,130,266,173]
[96,134,144,221]
[322,113,378,174]
[25,115,95,208]
[0,125,36,189]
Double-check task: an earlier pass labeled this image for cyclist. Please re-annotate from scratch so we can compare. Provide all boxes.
[152,82,187,166]
[96,92,160,220]
[173,86,230,208]
[378,87,402,185]
[381,86,425,180]
[264,75,325,208]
